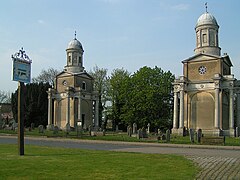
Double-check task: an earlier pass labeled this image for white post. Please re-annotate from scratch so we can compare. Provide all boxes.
[179,90,184,129]
[173,92,179,129]
[47,89,52,126]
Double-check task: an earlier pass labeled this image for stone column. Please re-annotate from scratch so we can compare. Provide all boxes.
[94,99,99,128]
[229,89,234,129]
[179,90,184,129]
[214,87,220,129]
[66,90,70,126]
[47,88,53,130]
[237,93,240,128]
[229,88,235,136]
[173,92,179,129]
[78,94,82,122]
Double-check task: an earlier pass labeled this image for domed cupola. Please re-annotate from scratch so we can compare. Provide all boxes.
[65,32,85,73]
[194,5,221,56]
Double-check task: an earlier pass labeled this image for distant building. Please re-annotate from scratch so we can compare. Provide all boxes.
[47,35,99,130]
[172,8,240,136]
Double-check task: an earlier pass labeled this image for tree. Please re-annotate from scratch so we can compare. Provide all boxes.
[11,83,51,127]
[32,68,61,86]
[109,68,130,130]
[120,66,174,130]
[89,65,110,127]
[0,90,11,103]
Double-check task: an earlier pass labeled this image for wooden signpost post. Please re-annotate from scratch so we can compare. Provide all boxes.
[12,48,32,156]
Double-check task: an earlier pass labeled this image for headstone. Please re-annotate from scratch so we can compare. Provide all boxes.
[183,126,187,137]
[0,119,3,130]
[127,125,132,137]
[89,125,92,136]
[38,125,44,133]
[158,129,162,135]
[236,127,239,137]
[53,126,59,135]
[189,128,194,143]
[141,127,148,138]
[116,125,119,132]
[147,123,150,134]
[137,129,142,139]
[133,123,137,134]
[76,125,82,137]
[12,122,18,131]
[31,123,35,130]
[65,123,71,134]
[166,129,170,142]
[161,134,166,141]
[197,129,202,143]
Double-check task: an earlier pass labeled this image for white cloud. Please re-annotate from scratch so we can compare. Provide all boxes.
[171,4,190,11]
[38,19,45,24]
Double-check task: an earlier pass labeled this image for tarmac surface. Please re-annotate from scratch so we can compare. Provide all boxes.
[0,135,240,179]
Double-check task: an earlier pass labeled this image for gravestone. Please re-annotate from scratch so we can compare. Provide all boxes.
[76,125,82,137]
[53,126,59,135]
[38,125,44,133]
[0,119,3,130]
[189,128,194,143]
[31,123,35,130]
[12,122,18,131]
[161,134,166,141]
[65,123,71,134]
[166,129,170,142]
[116,125,119,132]
[158,129,162,135]
[141,127,148,138]
[127,125,132,137]
[147,123,150,134]
[133,123,137,134]
[137,129,142,139]
[197,129,202,143]
[183,126,187,137]
[236,127,239,137]
[89,125,92,136]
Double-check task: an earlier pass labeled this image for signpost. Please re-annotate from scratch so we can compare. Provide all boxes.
[12,48,32,156]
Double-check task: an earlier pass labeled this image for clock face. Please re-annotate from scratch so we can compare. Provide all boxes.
[62,80,67,86]
[198,66,207,75]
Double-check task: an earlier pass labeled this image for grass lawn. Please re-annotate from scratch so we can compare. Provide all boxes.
[0,144,198,180]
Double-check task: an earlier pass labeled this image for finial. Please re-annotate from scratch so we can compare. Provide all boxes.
[205,2,208,13]
[74,31,77,39]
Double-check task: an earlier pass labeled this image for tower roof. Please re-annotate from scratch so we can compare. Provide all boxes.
[67,38,83,50]
[196,12,218,27]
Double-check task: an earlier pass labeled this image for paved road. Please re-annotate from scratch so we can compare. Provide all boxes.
[1,136,240,179]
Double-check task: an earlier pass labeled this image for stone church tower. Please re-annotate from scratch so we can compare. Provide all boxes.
[47,34,99,130]
[172,9,240,136]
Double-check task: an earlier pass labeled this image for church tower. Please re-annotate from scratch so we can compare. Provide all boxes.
[172,6,239,137]
[47,33,99,131]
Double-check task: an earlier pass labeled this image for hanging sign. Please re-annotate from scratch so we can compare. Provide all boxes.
[12,48,32,83]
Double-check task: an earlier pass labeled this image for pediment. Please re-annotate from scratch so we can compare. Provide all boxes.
[56,71,94,80]
[182,53,221,63]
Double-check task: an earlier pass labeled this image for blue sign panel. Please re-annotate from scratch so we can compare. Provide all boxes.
[12,48,32,83]
[12,58,31,83]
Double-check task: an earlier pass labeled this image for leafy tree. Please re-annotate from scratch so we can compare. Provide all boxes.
[109,68,130,130]
[0,90,11,103]
[89,65,110,127]
[32,68,61,86]
[120,66,174,130]
[11,83,51,127]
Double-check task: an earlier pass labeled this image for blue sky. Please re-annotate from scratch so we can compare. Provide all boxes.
[1,0,240,92]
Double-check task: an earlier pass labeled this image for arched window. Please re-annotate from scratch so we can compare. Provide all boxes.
[82,81,86,90]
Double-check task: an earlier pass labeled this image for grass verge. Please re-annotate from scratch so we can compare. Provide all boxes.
[0,144,198,180]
